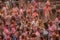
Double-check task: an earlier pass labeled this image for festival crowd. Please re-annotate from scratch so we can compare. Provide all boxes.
[0,0,60,40]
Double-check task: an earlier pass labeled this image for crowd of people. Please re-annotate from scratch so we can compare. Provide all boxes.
[0,0,60,40]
